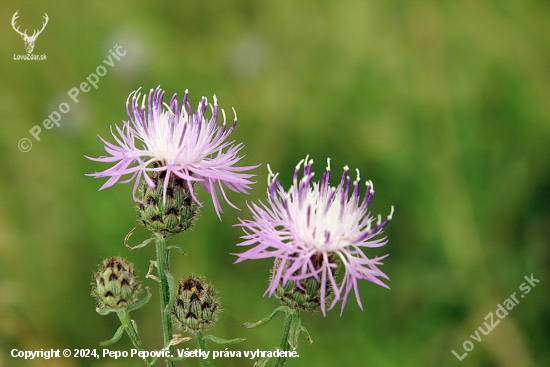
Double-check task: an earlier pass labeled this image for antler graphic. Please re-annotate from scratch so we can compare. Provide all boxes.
[11,11,49,53]
[31,13,49,39]
[11,11,27,38]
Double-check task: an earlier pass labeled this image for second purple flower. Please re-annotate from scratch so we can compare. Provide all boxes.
[234,157,394,315]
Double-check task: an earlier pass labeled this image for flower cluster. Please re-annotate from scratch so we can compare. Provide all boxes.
[234,157,393,315]
[87,87,258,218]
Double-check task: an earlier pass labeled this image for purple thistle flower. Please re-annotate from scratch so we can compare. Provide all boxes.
[86,87,259,218]
[234,156,393,315]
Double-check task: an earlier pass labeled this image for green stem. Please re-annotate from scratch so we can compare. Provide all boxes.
[154,234,175,367]
[117,310,151,366]
[195,331,210,367]
[275,310,295,367]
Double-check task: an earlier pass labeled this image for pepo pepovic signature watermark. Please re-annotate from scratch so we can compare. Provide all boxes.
[18,44,127,152]
[12,11,48,60]
[10,348,299,361]
[451,273,540,361]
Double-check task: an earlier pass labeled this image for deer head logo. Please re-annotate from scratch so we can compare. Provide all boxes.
[11,11,49,54]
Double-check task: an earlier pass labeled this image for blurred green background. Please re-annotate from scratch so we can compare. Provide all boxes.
[1,1,549,366]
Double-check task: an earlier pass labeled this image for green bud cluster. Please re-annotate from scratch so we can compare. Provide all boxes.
[137,164,198,236]
[92,257,141,311]
[274,255,336,312]
[172,276,220,332]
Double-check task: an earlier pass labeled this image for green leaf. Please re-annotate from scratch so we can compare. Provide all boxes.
[300,326,313,345]
[243,306,288,329]
[99,325,124,346]
[95,307,115,316]
[204,334,245,345]
[253,348,279,367]
[164,270,177,314]
[127,287,153,312]
[288,313,302,349]
[167,245,186,256]
[124,227,154,251]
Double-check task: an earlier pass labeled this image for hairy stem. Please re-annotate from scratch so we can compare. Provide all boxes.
[154,234,175,367]
[117,310,151,366]
[195,331,210,367]
[275,310,296,367]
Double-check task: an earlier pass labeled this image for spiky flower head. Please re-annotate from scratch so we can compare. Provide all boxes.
[136,162,198,235]
[92,257,141,311]
[172,276,220,333]
[234,156,393,315]
[273,258,335,312]
[86,87,258,219]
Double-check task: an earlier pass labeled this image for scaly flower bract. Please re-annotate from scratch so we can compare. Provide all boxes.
[87,87,258,218]
[234,157,393,315]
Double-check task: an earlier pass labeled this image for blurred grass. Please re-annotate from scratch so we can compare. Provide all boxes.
[1,0,549,366]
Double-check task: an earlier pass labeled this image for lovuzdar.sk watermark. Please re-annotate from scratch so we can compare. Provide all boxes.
[12,10,48,60]
[451,273,540,361]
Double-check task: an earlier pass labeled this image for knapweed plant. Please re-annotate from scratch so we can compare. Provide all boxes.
[88,87,256,366]
[87,87,393,367]
[234,157,393,367]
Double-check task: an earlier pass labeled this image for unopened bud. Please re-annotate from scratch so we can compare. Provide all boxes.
[172,276,220,332]
[92,257,141,311]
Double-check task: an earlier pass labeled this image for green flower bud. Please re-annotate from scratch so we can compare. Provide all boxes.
[172,276,220,332]
[137,164,198,236]
[92,257,141,311]
[273,256,336,312]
